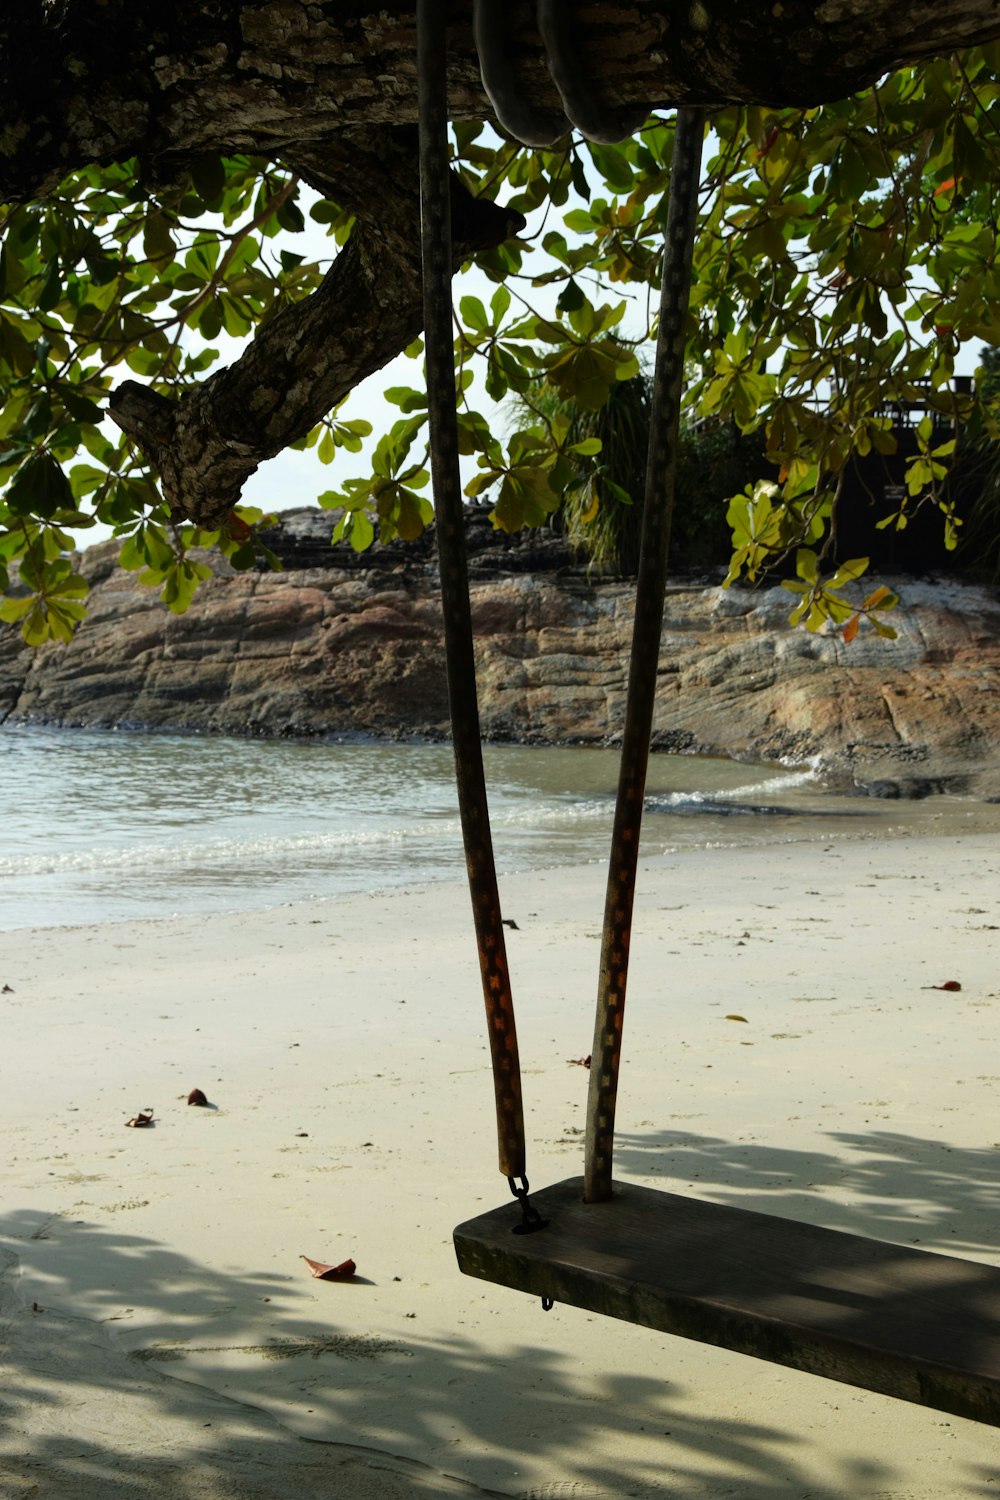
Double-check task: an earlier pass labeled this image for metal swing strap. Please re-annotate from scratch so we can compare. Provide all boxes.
[417,0,526,1182]
[584,107,705,1203]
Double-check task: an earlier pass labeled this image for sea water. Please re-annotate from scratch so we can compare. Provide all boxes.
[1,723,994,931]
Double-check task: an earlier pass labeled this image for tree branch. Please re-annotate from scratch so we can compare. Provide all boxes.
[11,0,1000,525]
[5,1,1000,201]
[107,133,525,527]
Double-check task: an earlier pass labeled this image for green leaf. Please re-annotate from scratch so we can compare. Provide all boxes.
[143,211,177,264]
[587,141,636,194]
[490,285,511,322]
[275,196,305,234]
[563,208,595,234]
[544,343,622,410]
[23,396,53,441]
[0,313,36,376]
[4,208,40,261]
[5,454,73,519]
[146,558,212,613]
[384,386,428,413]
[460,295,488,332]
[36,258,62,312]
[825,557,869,590]
[61,388,103,424]
[309,198,343,224]
[117,532,146,571]
[190,154,226,206]
[794,548,819,584]
[491,467,561,531]
[0,595,35,624]
[349,511,375,552]
[556,278,585,314]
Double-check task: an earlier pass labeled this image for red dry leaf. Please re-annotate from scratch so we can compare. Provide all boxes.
[928,980,962,992]
[225,511,253,542]
[125,1109,154,1128]
[301,1255,357,1280]
[187,1088,209,1106]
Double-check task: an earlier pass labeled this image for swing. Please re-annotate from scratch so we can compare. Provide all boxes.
[415,1,1000,1428]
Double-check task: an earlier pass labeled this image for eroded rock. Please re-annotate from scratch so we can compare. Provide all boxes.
[1,510,997,799]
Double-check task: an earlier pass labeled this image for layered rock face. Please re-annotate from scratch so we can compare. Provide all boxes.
[1,509,997,798]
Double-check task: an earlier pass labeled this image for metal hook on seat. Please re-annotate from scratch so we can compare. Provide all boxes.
[509,1175,550,1235]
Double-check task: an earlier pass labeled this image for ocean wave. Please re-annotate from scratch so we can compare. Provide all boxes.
[645,763,821,815]
[4,774,830,880]
[5,727,911,933]
[0,822,456,878]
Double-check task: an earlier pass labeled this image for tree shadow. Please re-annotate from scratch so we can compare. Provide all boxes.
[1,1181,997,1499]
[612,1126,1000,1254]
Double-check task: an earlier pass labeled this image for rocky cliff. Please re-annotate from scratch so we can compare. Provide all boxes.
[1,508,998,798]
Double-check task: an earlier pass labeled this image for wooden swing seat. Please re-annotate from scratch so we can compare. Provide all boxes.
[455,1177,1000,1427]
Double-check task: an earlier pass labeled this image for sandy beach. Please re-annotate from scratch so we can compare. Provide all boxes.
[1,829,998,1498]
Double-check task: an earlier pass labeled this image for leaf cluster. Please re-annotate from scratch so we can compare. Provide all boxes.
[4,47,1000,640]
[0,153,350,638]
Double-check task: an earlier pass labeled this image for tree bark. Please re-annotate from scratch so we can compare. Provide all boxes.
[6,0,998,525]
[3,1,999,202]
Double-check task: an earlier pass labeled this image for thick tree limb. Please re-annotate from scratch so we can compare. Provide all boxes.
[108,134,524,527]
[108,230,424,527]
[4,1,1000,201]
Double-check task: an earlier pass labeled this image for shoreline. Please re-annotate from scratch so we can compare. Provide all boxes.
[5,717,1000,936]
[1,833,999,1496]
[6,795,1000,936]
[4,708,1000,807]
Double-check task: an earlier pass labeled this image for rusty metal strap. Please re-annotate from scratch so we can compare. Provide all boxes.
[584,108,706,1203]
[416,0,526,1180]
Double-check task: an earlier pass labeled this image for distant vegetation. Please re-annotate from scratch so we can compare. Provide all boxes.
[517,366,1000,584]
[512,373,762,578]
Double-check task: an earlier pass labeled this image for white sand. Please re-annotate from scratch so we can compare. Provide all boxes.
[1,831,999,1498]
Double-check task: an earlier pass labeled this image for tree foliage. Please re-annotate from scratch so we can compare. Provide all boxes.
[513,372,652,577]
[3,42,1000,644]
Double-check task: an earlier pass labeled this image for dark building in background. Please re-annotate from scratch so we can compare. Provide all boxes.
[836,377,976,572]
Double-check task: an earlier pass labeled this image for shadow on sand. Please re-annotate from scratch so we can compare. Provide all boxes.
[1,1126,998,1498]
